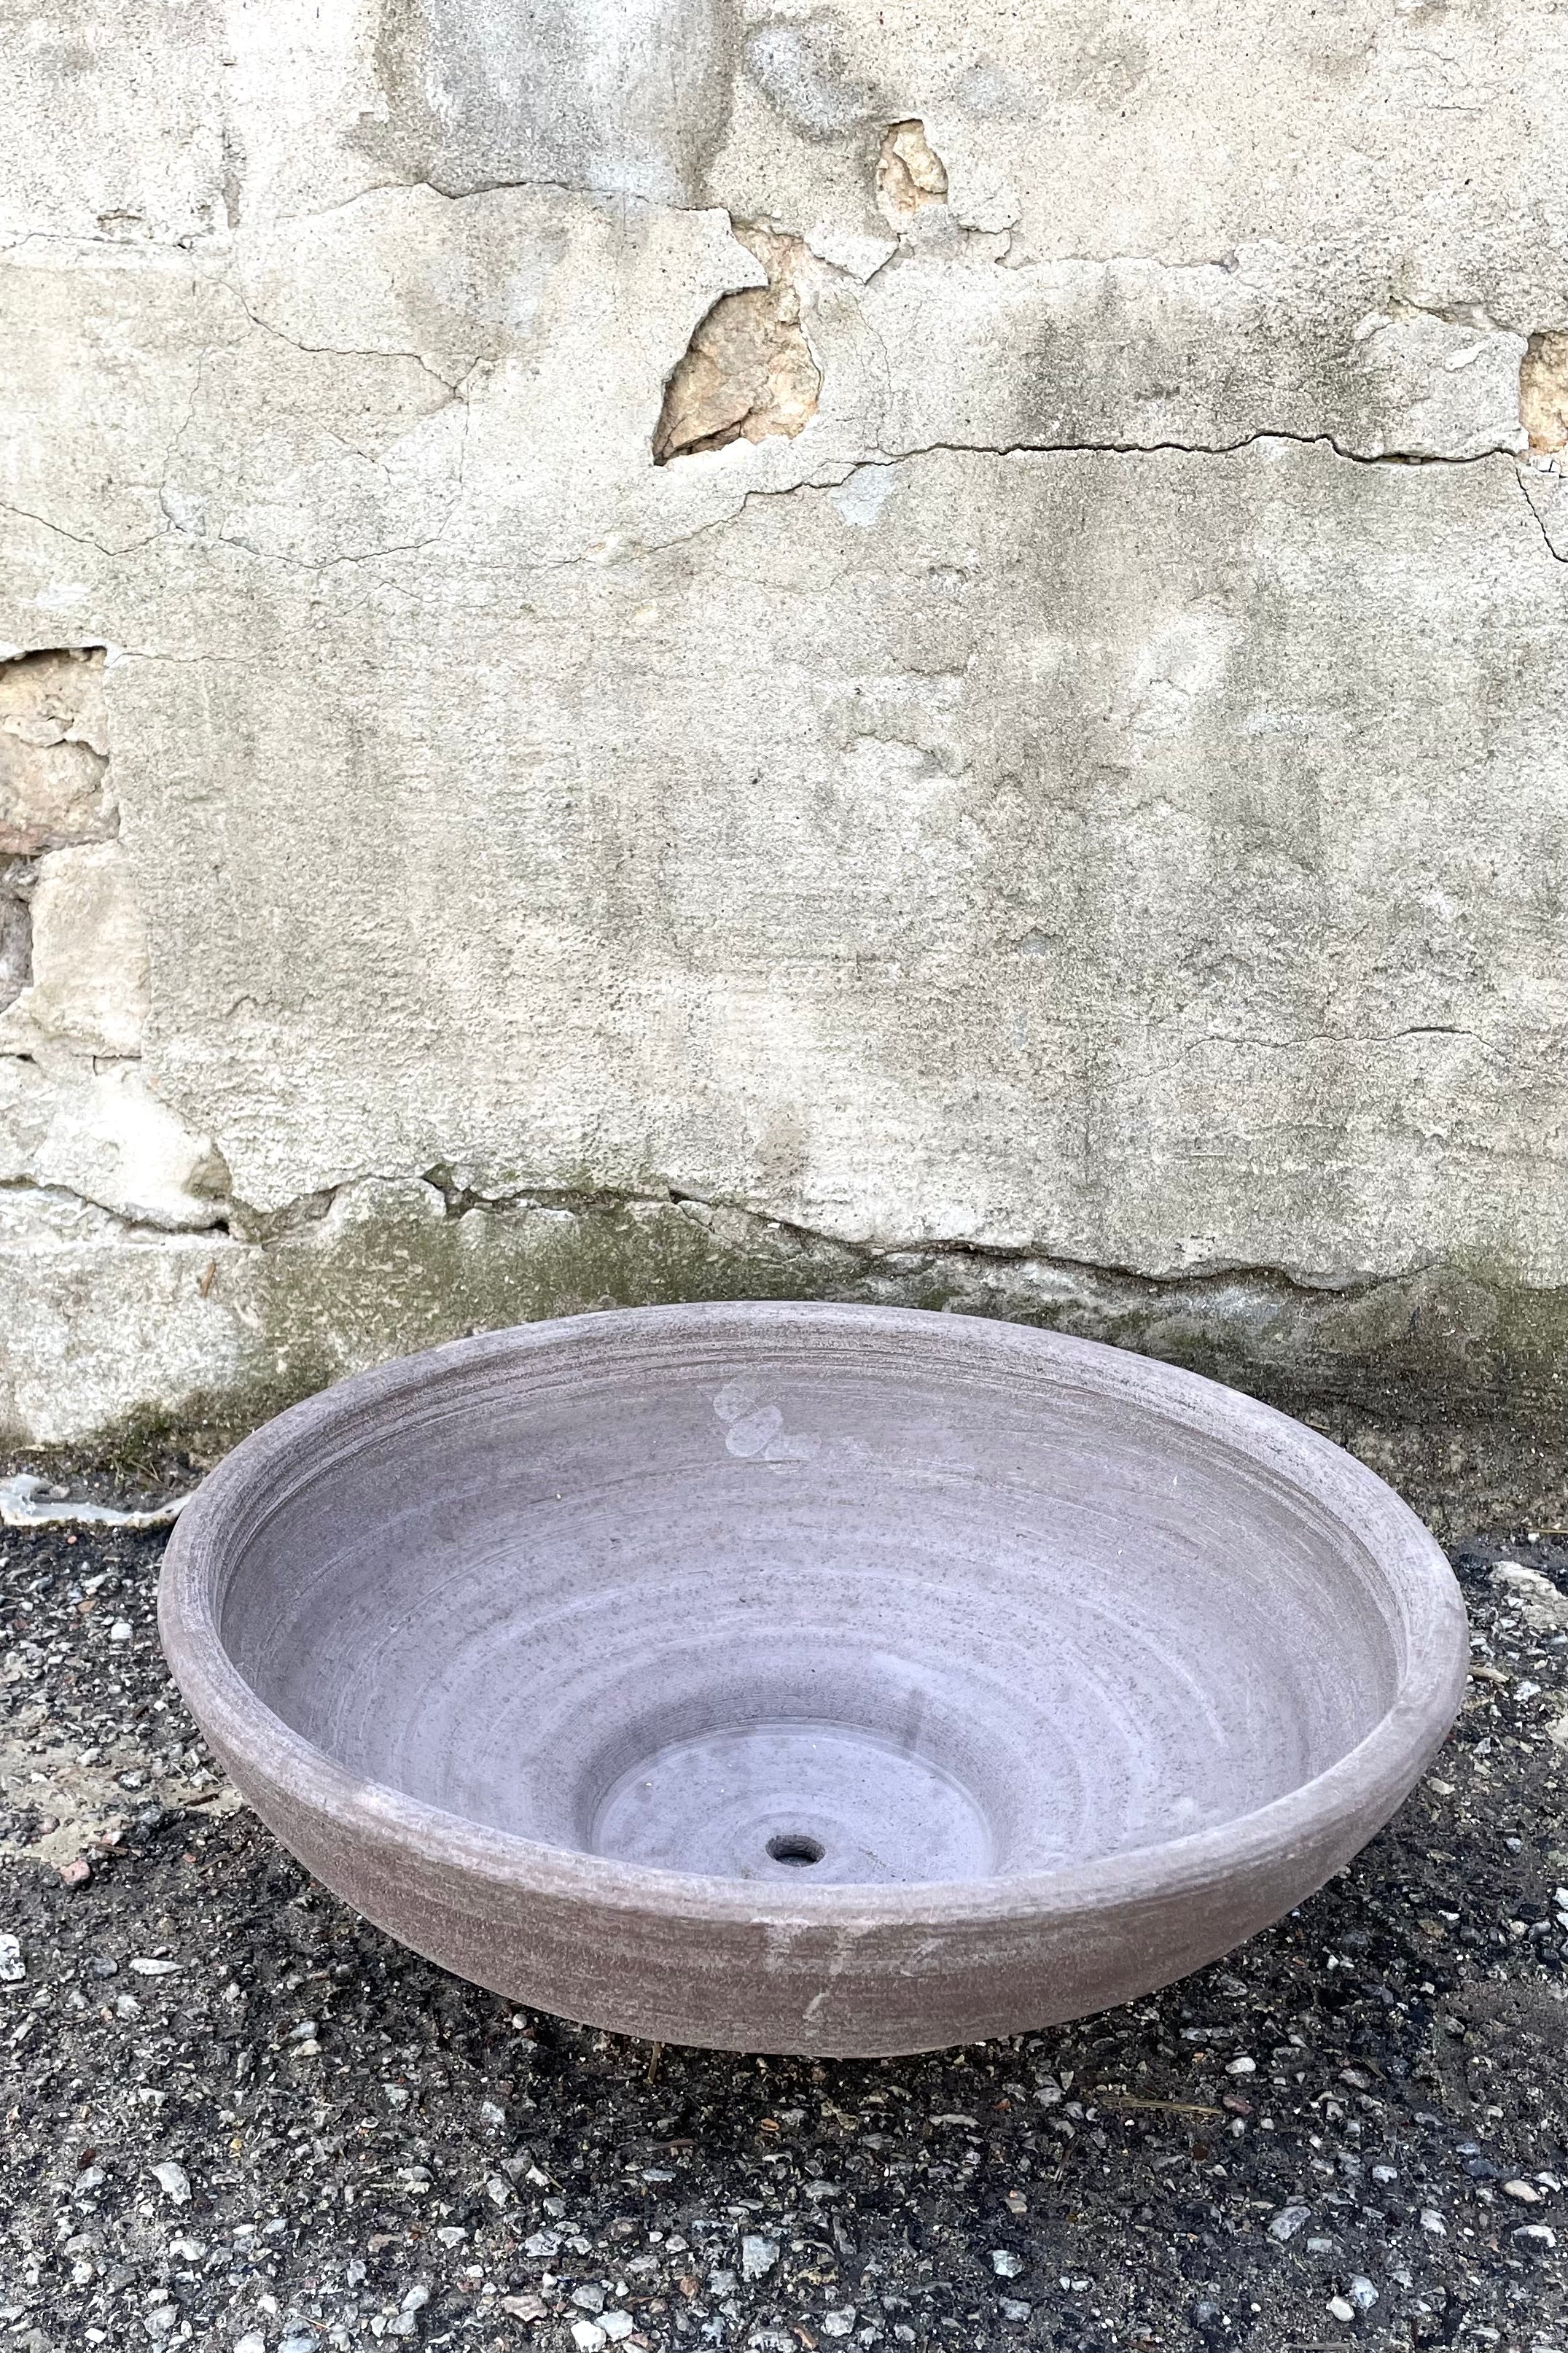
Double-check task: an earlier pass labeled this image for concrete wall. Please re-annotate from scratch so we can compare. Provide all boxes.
[1,1,1564,1487]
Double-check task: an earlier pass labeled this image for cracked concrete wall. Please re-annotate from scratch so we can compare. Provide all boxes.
[0,0,1564,1479]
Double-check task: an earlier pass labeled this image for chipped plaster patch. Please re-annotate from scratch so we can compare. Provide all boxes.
[875,120,949,230]
[653,225,822,463]
[1521,331,1568,456]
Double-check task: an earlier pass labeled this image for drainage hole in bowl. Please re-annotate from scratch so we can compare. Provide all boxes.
[768,1832,824,1867]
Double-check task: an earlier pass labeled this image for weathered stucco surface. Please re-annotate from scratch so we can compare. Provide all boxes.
[0,0,1564,1466]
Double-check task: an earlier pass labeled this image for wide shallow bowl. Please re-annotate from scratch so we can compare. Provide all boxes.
[160,1302,1467,2055]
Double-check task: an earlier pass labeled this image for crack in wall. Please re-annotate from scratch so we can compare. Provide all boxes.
[21,1157,1542,1315]
[639,435,1541,563]
[0,1175,233,1241]
[1518,466,1568,564]
[4,1167,1559,1474]
[15,417,1534,596]
[0,497,161,564]
[4,202,1542,579]
[217,273,473,399]
[412,1167,1448,1302]
[870,429,1513,470]
[3,248,477,575]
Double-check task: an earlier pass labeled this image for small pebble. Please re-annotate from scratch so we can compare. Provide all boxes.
[991,2249,1023,2277]
[1348,2276,1378,2312]
[1268,2206,1310,2241]
[569,2327,606,2353]
[150,2161,190,2204]
[999,2299,1031,2322]
[1503,2179,1542,2202]
[0,1934,24,1983]
[1225,2056,1256,2075]
[1327,2297,1354,2322]
[742,2233,779,2279]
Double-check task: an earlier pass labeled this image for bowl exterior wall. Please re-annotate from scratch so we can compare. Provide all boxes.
[194,1705,1447,2057]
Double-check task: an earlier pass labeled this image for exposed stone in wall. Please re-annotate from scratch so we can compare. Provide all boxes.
[0,1060,230,1234]
[653,226,822,463]
[0,863,31,1014]
[0,648,112,855]
[1522,332,1568,456]
[875,121,948,230]
[0,651,228,1234]
[15,843,149,1057]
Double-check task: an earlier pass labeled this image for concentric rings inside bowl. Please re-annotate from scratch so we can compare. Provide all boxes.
[187,1307,1445,1894]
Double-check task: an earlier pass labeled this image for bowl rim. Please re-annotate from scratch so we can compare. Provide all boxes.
[158,1300,1470,1930]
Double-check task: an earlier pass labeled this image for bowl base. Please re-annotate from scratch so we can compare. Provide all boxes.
[590,1716,995,1885]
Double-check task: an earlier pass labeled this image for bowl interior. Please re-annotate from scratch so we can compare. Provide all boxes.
[213,1326,1403,1889]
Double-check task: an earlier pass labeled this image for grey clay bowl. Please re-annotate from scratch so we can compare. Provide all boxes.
[158,1302,1467,2056]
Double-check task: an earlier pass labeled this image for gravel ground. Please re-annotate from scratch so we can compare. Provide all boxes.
[2,1505,1567,2353]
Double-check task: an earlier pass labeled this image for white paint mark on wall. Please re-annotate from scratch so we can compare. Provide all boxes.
[830,463,902,528]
